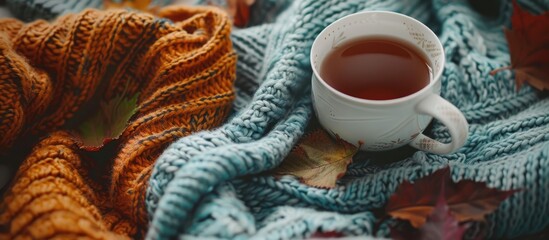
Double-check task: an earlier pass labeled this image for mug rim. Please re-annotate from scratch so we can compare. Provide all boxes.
[310,10,445,105]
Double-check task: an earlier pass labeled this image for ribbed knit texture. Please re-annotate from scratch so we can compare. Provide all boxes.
[145,0,549,239]
[5,0,173,22]
[0,6,235,239]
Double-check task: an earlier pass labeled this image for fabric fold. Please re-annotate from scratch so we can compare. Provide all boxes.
[145,0,549,239]
[0,6,235,239]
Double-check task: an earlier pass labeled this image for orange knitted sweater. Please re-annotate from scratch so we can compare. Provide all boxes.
[0,6,235,239]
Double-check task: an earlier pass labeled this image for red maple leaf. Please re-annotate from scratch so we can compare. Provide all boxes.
[310,231,345,238]
[386,167,519,228]
[418,193,468,240]
[491,0,549,91]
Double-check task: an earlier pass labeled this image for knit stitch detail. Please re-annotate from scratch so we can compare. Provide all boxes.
[145,0,549,239]
[0,6,235,239]
[6,0,103,22]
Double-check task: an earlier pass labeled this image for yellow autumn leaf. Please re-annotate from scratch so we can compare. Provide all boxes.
[274,129,359,188]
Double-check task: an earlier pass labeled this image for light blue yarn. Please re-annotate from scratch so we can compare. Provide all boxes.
[6,0,102,21]
[146,0,549,239]
[5,0,173,21]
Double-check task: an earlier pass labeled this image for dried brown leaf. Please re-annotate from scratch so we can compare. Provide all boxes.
[274,129,358,188]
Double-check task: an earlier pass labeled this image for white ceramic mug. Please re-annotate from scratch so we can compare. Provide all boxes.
[311,11,468,154]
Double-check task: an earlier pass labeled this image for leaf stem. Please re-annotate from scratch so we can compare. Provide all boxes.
[490,66,512,76]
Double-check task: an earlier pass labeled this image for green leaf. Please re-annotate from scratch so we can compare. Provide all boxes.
[273,129,359,188]
[76,94,138,151]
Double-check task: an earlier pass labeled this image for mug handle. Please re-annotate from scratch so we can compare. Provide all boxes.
[409,94,469,154]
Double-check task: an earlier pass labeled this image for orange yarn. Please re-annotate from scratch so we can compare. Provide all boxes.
[0,6,235,239]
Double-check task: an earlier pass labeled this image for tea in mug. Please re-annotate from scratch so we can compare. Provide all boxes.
[321,36,431,100]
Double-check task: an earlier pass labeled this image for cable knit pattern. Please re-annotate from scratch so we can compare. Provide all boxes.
[0,6,235,239]
[145,0,549,239]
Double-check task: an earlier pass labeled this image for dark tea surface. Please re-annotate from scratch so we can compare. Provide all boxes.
[321,36,431,100]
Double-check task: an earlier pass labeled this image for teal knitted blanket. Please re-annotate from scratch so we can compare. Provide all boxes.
[6,0,548,239]
[144,0,549,239]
